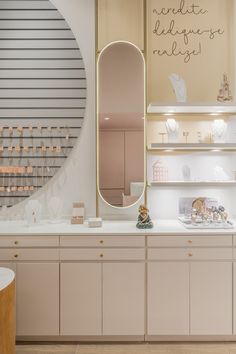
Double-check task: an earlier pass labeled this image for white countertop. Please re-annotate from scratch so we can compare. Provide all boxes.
[0,268,15,291]
[0,219,235,236]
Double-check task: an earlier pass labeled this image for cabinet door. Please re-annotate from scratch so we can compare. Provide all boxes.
[233,263,236,334]
[60,263,102,335]
[16,263,59,336]
[103,263,145,335]
[147,262,189,335]
[190,262,232,335]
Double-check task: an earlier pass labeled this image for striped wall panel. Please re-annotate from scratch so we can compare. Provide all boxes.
[0,0,87,207]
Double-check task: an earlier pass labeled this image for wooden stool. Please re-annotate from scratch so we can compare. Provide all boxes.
[0,268,15,354]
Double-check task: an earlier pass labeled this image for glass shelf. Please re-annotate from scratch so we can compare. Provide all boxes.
[147,103,236,115]
[149,181,236,187]
[147,143,236,152]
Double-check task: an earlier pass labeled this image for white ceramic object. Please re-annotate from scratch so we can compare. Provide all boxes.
[25,199,42,225]
[214,165,230,181]
[212,119,228,143]
[48,196,63,222]
[182,165,191,181]
[88,217,103,228]
[0,268,15,291]
[166,118,179,143]
[169,74,187,102]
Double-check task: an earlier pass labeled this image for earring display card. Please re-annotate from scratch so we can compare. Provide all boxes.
[71,202,85,224]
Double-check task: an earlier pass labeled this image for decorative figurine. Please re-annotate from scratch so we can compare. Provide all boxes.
[165,118,179,143]
[211,119,227,143]
[169,73,187,102]
[136,205,153,229]
[217,73,233,102]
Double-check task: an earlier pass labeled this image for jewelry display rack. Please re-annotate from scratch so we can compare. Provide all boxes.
[0,123,81,208]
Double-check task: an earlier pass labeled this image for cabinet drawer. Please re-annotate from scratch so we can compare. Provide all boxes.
[60,235,145,248]
[0,248,59,261]
[148,248,232,261]
[0,236,59,248]
[148,235,232,248]
[60,248,145,261]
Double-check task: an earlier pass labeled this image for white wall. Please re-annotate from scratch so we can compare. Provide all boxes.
[11,0,97,220]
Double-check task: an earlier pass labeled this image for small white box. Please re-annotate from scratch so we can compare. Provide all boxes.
[88,217,103,228]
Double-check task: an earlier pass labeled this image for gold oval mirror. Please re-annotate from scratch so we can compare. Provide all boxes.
[97,41,145,208]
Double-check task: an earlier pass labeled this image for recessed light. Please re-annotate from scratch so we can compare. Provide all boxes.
[104,117,110,121]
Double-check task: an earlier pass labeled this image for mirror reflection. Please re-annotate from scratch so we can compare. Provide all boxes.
[98,41,145,207]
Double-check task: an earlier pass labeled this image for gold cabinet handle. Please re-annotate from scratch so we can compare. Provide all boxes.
[188,240,193,244]
[100,254,104,258]
[14,241,19,245]
[188,252,193,257]
[14,254,19,258]
[100,240,104,244]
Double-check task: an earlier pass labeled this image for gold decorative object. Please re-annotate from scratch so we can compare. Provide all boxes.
[217,73,233,102]
[183,131,189,143]
[17,126,23,134]
[159,132,167,144]
[15,145,20,153]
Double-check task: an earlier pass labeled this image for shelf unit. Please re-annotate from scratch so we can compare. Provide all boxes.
[146,104,236,217]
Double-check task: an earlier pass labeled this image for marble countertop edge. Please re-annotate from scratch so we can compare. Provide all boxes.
[0,219,235,236]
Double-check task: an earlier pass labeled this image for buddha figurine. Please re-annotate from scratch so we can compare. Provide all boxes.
[136,205,153,229]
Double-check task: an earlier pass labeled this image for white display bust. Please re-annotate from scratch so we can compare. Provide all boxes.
[165,118,179,143]
[169,73,187,102]
[212,119,227,143]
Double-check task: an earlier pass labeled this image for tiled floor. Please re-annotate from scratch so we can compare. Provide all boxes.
[15,343,236,354]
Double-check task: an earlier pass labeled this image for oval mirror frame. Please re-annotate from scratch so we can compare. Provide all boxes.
[97,41,146,209]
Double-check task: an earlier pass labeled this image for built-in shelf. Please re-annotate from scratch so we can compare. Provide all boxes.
[149,181,236,187]
[147,103,236,115]
[147,143,236,152]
